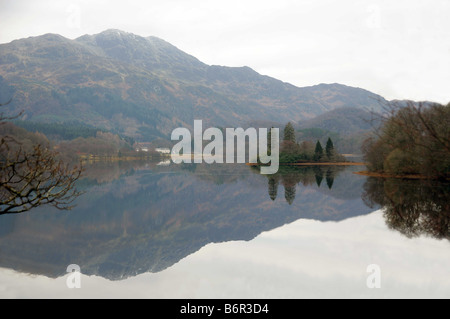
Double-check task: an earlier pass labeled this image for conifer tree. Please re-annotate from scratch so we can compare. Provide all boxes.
[267,127,274,155]
[326,137,335,159]
[283,122,296,143]
[314,141,324,161]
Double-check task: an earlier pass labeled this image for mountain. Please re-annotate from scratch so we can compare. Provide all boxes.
[293,107,382,154]
[297,107,380,135]
[0,29,387,141]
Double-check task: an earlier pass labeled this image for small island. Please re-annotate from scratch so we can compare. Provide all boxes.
[280,122,348,165]
[253,122,357,168]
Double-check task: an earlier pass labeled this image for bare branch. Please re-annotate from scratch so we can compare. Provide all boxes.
[1,101,84,215]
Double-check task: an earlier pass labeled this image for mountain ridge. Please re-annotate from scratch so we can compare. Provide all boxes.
[0,29,387,141]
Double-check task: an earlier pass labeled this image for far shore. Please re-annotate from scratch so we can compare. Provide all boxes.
[247,162,366,167]
[281,162,366,166]
[354,170,450,181]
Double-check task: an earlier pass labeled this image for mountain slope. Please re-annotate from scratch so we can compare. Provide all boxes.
[298,107,380,135]
[0,29,387,141]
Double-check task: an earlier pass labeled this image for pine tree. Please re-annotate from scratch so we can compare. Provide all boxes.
[283,122,296,143]
[326,137,335,159]
[314,141,324,162]
[267,127,274,155]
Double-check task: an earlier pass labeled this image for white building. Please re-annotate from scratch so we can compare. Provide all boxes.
[135,143,152,152]
[155,148,171,154]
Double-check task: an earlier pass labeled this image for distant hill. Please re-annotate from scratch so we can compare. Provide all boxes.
[297,107,381,135]
[294,107,382,154]
[0,29,387,141]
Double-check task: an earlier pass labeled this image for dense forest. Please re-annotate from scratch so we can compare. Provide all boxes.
[362,102,450,179]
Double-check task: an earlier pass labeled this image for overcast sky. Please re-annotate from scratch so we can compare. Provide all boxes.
[1,0,449,104]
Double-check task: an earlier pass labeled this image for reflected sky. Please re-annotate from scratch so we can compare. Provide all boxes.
[1,210,450,299]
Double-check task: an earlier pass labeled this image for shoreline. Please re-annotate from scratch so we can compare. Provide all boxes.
[353,170,450,181]
[281,162,366,166]
[247,162,366,167]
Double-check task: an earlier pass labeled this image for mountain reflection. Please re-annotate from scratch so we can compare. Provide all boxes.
[362,177,450,240]
[0,162,373,280]
[1,160,448,281]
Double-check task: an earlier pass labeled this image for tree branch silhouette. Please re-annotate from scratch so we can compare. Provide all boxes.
[0,100,83,215]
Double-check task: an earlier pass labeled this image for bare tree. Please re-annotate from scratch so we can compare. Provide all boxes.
[0,100,83,215]
[363,100,450,178]
[379,101,450,152]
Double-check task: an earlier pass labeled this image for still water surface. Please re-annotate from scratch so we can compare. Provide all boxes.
[0,161,449,298]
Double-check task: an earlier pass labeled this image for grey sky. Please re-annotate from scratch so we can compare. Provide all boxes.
[1,0,449,103]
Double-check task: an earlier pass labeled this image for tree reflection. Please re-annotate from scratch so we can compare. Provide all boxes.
[263,166,344,204]
[362,177,450,240]
[314,167,324,188]
[326,169,335,189]
[268,176,279,201]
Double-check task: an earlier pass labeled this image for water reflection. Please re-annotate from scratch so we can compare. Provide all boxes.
[1,159,449,284]
[261,166,345,204]
[0,161,372,281]
[363,177,450,240]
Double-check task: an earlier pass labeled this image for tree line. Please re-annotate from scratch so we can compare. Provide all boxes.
[362,101,449,179]
[265,165,345,205]
[277,122,346,164]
